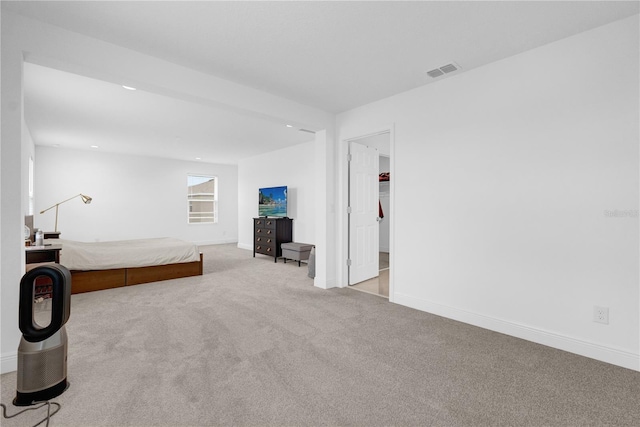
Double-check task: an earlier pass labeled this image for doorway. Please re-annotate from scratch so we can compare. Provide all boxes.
[347,132,391,299]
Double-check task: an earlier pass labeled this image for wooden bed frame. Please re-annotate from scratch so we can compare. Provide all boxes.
[70,253,203,294]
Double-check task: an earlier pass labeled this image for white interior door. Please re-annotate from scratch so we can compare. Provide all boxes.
[349,141,379,285]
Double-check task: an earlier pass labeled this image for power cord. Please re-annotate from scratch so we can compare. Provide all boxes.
[0,401,61,427]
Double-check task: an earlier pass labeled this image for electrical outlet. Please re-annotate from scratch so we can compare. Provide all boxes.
[593,306,609,325]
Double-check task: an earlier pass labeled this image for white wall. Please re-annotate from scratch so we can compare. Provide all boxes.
[238,140,316,250]
[314,129,338,290]
[34,147,238,245]
[1,18,28,373]
[22,120,35,215]
[337,16,640,370]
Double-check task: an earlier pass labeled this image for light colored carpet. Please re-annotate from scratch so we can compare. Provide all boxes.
[1,244,639,426]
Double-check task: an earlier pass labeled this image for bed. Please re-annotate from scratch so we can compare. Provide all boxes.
[53,238,203,294]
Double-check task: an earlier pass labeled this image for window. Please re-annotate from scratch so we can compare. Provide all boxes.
[187,174,217,223]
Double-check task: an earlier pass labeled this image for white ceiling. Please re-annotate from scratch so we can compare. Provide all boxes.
[23,63,312,164]
[4,1,639,164]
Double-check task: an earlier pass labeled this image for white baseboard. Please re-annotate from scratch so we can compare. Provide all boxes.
[393,292,640,372]
[1,351,17,374]
[237,243,253,251]
[314,277,337,289]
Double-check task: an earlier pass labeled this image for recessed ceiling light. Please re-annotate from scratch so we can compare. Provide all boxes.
[195,157,201,160]
[90,145,99,148]
[122,85,137,91]
[285,124,293,128]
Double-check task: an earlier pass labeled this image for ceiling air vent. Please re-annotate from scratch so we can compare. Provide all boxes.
[440,63,458,74]
[427,62,461,78]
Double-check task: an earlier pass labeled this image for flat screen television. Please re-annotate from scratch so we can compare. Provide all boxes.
[258,186,287,217]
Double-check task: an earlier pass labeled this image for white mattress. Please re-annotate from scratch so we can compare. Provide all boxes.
[55,238,200,271]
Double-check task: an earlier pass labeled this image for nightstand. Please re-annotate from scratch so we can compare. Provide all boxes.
[25,244,62,264]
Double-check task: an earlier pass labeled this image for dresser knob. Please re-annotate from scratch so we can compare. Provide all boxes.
[257,229,261,233]
[257,237,261,242]
[266,247,271,252]
[267,239,271,243]
[256,246,261,250]
[267,221,271,225]
[267,230,272,234]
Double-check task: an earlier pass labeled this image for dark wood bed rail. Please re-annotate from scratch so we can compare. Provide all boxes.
[70,253,203,294]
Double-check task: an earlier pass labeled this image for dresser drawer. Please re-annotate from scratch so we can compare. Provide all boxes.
[255,219,277,229]
[255,227,275,236]
[255,242,276,256]
[255,236,274,246]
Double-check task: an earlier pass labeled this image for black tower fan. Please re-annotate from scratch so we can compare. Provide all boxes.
[14,264,71,406]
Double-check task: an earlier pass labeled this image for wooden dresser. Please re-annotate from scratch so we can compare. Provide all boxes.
[253,217,293,262]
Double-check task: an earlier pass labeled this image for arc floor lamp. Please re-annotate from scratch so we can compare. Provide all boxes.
[40,193,92,232]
